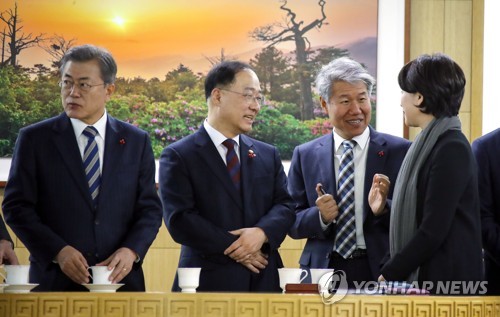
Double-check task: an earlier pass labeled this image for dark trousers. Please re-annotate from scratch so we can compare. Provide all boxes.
[328,250,372,289]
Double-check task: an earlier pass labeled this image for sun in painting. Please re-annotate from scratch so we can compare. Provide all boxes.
[112,16,126,28]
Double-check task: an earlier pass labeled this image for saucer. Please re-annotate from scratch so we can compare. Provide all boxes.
[4,283,38,293]
[82,283,124,293]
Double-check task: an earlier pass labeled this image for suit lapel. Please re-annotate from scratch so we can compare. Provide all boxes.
[51,113,94,208]
[195,127,243,209]
[316,134,338,200]
[100,116,124,199]
[240,135,255,210]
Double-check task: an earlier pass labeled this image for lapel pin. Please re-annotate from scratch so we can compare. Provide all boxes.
[119,138,126,145]
[248,149,256,158]
[378,151,384,157]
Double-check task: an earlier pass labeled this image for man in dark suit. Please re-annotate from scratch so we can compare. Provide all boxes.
[0,216,18,265]
[472,128,500,295]
[2,44,162,291]
[288,57,410,287]
[159,61,295,292]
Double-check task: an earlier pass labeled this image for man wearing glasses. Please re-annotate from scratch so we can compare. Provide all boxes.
[159,61,295,292]
[2,44,162,291]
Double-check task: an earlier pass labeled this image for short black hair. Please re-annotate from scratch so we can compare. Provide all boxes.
[59,44,117,84]
[204,61,252,100]
[398,53,465,118]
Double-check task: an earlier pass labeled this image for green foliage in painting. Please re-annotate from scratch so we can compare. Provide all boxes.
[0,47,374,159]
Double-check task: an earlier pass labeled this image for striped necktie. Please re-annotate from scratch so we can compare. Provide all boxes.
[82,126,101,205]
[334,140,357,258]
[222,139,241,191]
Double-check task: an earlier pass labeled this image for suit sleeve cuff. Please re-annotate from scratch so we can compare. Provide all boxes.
[319,211,335,230]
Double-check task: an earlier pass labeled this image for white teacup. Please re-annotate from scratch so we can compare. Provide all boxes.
[278,268,308,292]
[177,267,201,293]
[310,268,334,284]
[1,265,30,284]
[89,266,112,285]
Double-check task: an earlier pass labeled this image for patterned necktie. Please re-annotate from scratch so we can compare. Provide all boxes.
[222,139,241,191]
[334,140,357,258]
[82,126,101,205]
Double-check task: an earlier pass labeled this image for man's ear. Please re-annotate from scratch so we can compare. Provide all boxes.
[105,83,115,100]
[211,88,222,105]
[320,97,329,114]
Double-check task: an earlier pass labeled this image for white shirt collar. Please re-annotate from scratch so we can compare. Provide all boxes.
[332,126,370,153]
[203,119,240,147]
[70,110,108,139]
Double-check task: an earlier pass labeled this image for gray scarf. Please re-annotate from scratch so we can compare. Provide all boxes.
[389,116,461,282]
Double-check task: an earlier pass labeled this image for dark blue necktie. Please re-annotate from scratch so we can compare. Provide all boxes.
[222,139,241,191]
[334,140,357,258]
[82,126,101,205]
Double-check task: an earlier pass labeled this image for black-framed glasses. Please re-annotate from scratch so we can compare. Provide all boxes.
[220,88,265,105]
[59,80,107,93]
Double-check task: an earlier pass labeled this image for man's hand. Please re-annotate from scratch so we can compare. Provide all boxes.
[239,251,269,273]
[96,247,137,284]
[56,245,90,284]
[368,174,391,216]
[315,183,339,224]
[0,239,19,265]
[224,227,267,262]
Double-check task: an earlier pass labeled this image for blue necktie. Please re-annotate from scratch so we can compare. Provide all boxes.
[334,140,357,258]
[82,126,101,205]
[222,139,240,191]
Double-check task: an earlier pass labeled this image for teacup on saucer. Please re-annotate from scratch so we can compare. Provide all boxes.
[82,283,124,293]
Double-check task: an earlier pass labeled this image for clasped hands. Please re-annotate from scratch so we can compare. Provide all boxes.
[224,227,268,273]
[55,245,137,284]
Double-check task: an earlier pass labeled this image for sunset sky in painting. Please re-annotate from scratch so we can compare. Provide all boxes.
[1,0,377,78]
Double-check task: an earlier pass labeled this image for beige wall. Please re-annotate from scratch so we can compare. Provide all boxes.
[407,0,484,141]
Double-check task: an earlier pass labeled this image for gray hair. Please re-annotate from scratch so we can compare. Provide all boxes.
[315,57,375,103]
[59,44,117,84]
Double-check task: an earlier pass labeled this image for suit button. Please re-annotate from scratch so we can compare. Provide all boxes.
[95,220,100,225]
[95,253,99,258]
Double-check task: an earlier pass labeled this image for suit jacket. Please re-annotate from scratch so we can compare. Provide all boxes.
[381,130,483,289]
[287,127,410,279]
[2,112,162,291]
[472,128,500,293]
[159,126,295,292]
